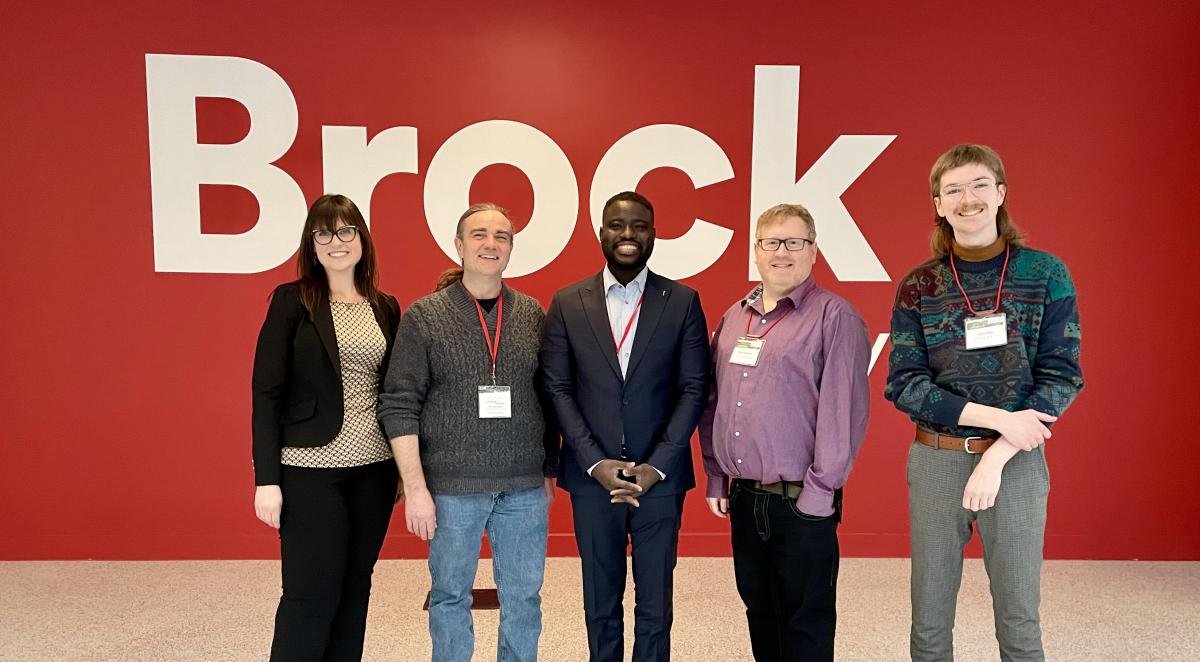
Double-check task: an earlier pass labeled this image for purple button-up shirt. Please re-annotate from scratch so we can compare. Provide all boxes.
[698,277,871,516]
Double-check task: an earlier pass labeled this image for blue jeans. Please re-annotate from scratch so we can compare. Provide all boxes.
[428,486,548,662]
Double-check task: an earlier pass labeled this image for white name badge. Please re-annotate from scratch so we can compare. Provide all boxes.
[729,337,765,366]
[478,385,512,418]
[964,313,1008,350]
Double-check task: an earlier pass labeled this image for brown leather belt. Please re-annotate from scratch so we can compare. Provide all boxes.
[915,427,997,454]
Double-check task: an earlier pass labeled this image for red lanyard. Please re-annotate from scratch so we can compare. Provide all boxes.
[613,292,644,354]
[949,244,1010,316]
[744,286,812,338]
[745,307,793,338]
[471,289,503,382]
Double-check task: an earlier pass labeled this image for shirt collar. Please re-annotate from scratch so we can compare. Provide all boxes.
[742,276,816,312]
[603,266,648,295]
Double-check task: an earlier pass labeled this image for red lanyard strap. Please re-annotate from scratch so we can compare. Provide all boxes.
[745,306,794,338]
[613,292,644,354]
[744,286,814,338]
[949,244,1010,316]
[472,290,503,381]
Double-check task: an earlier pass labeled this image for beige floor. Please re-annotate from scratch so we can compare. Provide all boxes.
[1,558,1198,661]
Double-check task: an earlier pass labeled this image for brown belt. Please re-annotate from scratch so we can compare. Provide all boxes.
[915,427,997,454]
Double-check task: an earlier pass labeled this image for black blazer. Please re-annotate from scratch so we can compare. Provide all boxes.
[251,281,401,485]
[540,271,710,498]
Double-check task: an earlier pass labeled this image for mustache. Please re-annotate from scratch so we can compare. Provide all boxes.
[955,202,987,215]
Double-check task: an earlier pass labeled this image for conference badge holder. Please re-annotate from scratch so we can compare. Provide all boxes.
[729,337,765,366]
[964,313,1008,350]
[478,385,512,419]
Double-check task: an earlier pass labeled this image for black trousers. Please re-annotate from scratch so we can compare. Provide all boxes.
[729,480,841,662]
[571,492,685,662]
[271,460,398,662]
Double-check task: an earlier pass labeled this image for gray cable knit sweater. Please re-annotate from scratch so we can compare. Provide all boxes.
[378,281,558,494]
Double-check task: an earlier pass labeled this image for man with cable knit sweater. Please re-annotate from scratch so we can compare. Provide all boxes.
[377,203,558,662]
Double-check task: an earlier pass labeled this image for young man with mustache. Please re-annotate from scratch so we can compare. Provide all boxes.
[378,203,557,662]
[698,203,871,662]
[540,191,709,662]
[885,145,1084,661]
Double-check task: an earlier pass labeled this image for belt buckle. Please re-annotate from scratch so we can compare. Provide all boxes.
[963,436,982,454]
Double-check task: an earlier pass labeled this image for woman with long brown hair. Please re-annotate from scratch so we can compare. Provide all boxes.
[251,194,401,662]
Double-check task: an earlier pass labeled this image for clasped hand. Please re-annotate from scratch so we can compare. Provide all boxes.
[996,409,1057,451]
[593,459,660,507]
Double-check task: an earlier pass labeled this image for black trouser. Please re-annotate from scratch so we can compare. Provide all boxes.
[729,480,842,662]
[271,460,398,662]
[571,492,686,662]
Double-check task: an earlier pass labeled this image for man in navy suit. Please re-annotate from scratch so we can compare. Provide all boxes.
[540,191,710,662]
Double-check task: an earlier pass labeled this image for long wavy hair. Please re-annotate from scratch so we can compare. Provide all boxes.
[295,194,383,315]
[928,144,1025,258]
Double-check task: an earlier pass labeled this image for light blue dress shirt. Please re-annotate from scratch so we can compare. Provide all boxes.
[588,266,664,480]
[602,265,648,378]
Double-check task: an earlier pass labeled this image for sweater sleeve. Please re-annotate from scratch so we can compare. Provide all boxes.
[884,272,970,427]
[532,305,562,478]
[377,303,432,440]
[1020,258,1084,416]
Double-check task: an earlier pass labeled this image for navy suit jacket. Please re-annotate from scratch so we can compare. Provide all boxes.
[540,270,710,498]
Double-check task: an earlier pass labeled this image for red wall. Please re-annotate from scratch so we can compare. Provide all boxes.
[2,1,1197,560]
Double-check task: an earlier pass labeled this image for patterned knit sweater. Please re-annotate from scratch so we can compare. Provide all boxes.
[885,245,1084,437]
[378,281,558,494]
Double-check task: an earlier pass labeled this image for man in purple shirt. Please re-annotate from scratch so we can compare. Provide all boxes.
[699,203,870,662]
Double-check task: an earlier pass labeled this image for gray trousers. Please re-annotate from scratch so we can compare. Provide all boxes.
[906,441,1050,662]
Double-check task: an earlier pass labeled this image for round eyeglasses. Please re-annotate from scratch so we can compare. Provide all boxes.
[312,226,358,245]
[755,237,813,252]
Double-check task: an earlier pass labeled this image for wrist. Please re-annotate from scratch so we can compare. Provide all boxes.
[976,456,1000,471]
[959,402,1006,431]
[995,437,1021,453]
[982,434,1021,464]
[974,407,1009,436]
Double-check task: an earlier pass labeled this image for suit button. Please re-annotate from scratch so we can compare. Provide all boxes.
[622,399,629,405]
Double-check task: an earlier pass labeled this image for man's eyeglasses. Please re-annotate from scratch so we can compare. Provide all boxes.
[939,180,997,201]
[755,237,813,252]
[312,226,358,244]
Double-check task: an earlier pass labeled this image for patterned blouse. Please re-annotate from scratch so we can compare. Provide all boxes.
[281,300,393,468]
